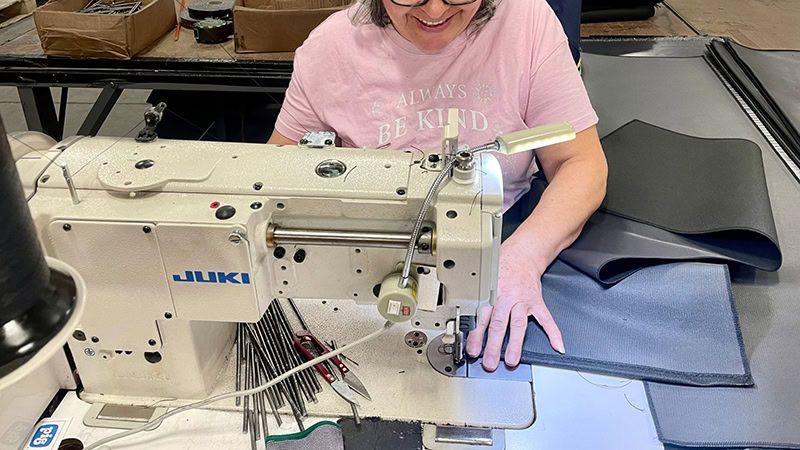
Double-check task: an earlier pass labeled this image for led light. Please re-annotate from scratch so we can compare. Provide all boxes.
[495,122,576,155]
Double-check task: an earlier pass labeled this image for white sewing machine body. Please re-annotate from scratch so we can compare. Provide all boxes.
[16,136,512,412]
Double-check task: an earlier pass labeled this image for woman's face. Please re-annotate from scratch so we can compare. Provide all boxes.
[383,0,482,52]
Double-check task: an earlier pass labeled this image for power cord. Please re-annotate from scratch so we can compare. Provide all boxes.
[84,321,394,450]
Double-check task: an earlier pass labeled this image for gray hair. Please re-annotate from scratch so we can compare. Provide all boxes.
[350,0,497,34]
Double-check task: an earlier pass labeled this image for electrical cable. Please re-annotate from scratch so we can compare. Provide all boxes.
[83,321,394,450]
[398,156,457,288]
[398,141,497,288]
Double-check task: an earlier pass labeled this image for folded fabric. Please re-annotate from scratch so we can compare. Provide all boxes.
[559,120,781,285]
[730,43,800,135]
[515,260,751,386]
[563,209,780,285]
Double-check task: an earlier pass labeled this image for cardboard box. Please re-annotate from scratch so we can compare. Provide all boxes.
[33,0,174,59]
[0,0,36,28]
[233,0,348,53]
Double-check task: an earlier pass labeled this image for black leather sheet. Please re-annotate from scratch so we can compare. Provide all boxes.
[559,120,782,285]
[708,41,800,173]
[731,43,800,142]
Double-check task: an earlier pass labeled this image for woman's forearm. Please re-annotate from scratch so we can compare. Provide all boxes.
[508,127,607,272]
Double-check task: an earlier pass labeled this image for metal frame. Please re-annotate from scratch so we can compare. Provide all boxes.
[0,36,713,141]
[0,36,717,141]
[0,53,293,139]
[17,86,61,139]
[76,85,123,137]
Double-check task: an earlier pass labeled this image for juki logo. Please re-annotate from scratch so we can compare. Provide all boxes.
[172,271,251,285]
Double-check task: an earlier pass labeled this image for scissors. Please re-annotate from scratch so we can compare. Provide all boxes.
[292,331,369,405]
[286,299,372,403]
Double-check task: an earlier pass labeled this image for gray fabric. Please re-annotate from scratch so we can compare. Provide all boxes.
[520,260,751,386]
[266,422,343,450]
[580,51,800,448]
[731,43,800,143]
[559,120,782,285]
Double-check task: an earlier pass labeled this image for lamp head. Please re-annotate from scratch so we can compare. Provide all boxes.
[495,122,576,155]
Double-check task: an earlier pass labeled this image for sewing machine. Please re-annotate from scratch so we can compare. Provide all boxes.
[8,117,574,445]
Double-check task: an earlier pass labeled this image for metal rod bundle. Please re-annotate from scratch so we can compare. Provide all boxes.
[236,300,323,441]
[78,0,143,14]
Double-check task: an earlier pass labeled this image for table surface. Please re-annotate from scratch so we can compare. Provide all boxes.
[46,367,664,450]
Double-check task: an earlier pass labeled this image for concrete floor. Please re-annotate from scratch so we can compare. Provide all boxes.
[0,86,151,136]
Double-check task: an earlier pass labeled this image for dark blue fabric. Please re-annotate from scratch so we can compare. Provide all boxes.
[546,0,582,63]
[517,260,752,386]
[500,179,752,386]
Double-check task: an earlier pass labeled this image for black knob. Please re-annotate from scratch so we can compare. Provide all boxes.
[215,205,236,220]
[135,159,155,169]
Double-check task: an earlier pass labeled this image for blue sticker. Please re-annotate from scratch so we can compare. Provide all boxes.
[29,424,59,448]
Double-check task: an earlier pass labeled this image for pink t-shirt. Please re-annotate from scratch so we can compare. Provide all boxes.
[276,0,598,210]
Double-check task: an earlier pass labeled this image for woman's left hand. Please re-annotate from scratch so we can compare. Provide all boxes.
[465,238,564,371]
[464,126,607,371]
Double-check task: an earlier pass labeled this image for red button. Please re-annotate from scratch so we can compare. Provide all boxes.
[401,306,411,316]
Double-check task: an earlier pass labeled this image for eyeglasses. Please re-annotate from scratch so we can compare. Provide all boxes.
[389,0,478,8]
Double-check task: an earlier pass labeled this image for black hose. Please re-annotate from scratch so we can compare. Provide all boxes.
[0,118,74,376]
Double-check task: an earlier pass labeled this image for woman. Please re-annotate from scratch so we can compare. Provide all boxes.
[269,0,607,372]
